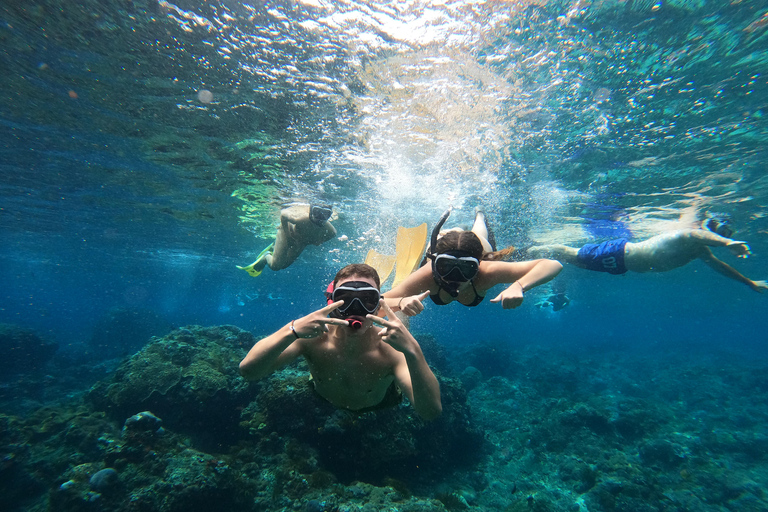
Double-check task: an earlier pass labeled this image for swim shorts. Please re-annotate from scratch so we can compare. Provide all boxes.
[309,377,403,413]
[576,238,628,275]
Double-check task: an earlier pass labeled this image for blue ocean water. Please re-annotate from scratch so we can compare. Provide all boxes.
[2,0,768,510]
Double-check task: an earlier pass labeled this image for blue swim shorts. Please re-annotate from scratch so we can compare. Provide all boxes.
[576,238,628,275]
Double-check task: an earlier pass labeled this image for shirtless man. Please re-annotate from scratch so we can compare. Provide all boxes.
[238,264,442,420]
[238,204,337,276]
[527,219,768,293]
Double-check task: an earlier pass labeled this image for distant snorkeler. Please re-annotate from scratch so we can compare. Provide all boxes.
[537,280,571,311]
[526,215,768,293]
[384,208,563,314]
[237,203,337,277]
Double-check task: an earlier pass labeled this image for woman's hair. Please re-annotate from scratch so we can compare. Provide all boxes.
[435,231,483,259]
[435,231,515,261]
[333,263,381,289]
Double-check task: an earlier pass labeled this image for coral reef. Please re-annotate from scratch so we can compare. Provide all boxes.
[3,325,768,512]
[241,366,485,484]
[87,325,258,449]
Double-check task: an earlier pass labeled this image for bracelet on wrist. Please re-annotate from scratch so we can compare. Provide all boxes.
[290,319,302,339]
[398,297,405,310]
[515,281,525,292]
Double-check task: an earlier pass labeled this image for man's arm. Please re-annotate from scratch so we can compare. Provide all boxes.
[368,300,442,420]
[238,322,305,381]
[239,301,349,380]
[393,340,443,421]
[699,247,767,293]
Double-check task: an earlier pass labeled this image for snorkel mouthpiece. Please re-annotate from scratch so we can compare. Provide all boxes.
[348,318,363,330]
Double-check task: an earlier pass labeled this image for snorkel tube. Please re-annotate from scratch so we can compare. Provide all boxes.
[429,209,462,298]
[429,208,452,259]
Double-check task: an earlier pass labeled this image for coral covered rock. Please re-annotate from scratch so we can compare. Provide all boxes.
[87,325,259,448]
[240,366,486,484]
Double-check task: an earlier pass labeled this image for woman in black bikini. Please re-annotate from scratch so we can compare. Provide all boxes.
[384,210,563,315]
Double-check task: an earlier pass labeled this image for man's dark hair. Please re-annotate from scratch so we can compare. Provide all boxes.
[333,263,381,289]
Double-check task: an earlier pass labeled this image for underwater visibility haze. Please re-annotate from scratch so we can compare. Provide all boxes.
[2,0,768,511]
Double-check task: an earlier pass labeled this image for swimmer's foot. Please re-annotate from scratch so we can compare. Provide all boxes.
[750,280,768,293]
[237,242,274,277]
[726,240,751,258]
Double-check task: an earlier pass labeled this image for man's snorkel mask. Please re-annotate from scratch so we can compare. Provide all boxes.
[325,281,381,330]
[427,209,481,297]
[310,204,333,226]
[704,216,733,239]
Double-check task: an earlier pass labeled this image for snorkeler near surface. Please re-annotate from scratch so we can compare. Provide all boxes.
[237,204,337,277]
[525,217,768,293]
[384,209,563,314]
[238,263,442,420]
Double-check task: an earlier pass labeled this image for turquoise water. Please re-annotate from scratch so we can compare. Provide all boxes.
[2,1,768,510]
[3,0,766,351]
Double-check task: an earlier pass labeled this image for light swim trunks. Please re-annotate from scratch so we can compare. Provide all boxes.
[576,238,628,275]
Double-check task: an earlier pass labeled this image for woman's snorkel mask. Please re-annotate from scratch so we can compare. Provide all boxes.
[427,209,481,297]
[325,281,381,330]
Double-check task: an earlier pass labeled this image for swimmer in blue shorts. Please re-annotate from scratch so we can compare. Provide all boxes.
[527,218,768,293]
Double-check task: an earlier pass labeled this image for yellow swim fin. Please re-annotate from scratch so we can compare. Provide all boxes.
[237,242,274,277]
[392,223,428,288]
[365,249,396,286]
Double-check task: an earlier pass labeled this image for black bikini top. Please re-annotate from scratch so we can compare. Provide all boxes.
[429,280,485,307]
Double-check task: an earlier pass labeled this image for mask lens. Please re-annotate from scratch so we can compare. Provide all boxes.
[310,205,332,225]
[332,282,380,316]
[434,254,479,281]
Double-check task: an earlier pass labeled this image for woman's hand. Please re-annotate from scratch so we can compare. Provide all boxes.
[397,291,430,316]
[490,281,524,309]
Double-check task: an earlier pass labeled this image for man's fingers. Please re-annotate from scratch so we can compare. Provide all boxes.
[367,314,393,329]
[378,298,394,315]
[319,317,350,327]
[417,290,430,301]
[321,300,345,313]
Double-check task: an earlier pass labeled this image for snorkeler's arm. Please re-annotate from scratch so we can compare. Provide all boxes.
[238,323,305,381]
[698,248,766,292]
[281,205,308,224]
[383,291,430,316]
[383,266,433,316]
[487,259,563,309]
[239,302,349,380]
[393,350,442,421]
[384,265,433,298]
[369,300,442,420]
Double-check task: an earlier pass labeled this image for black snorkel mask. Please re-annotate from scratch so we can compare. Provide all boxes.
[428,209,479,298]
[325,281,381,330]
[310,204,333,226]
[705,217,733,239]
